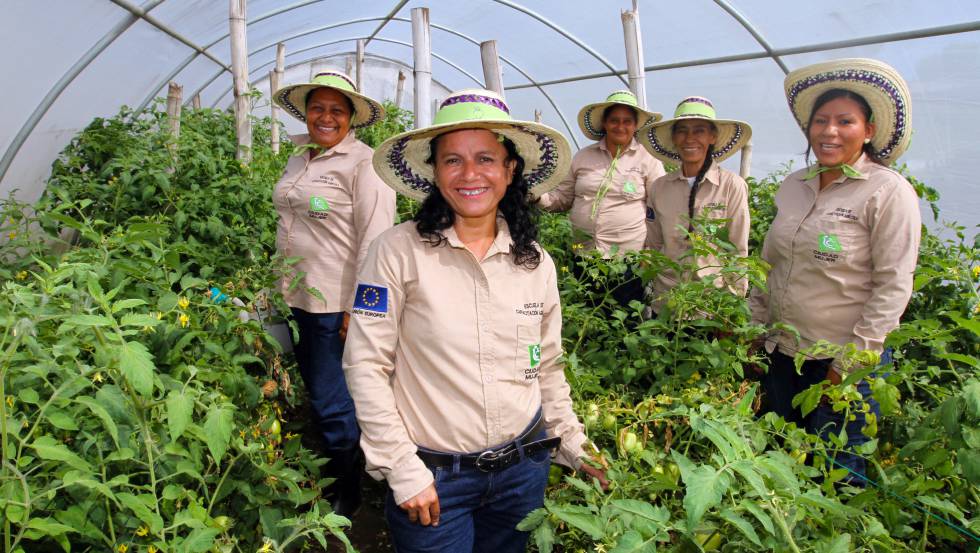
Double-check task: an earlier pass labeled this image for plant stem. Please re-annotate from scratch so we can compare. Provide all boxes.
[206,452,244,516]
[771,501,802,553]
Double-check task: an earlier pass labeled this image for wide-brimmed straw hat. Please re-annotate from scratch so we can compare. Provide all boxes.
[273,71,385,128]
[639,96,752,164]
[577,90,662,141]
[372,89,572,201]
[784,58,912,163]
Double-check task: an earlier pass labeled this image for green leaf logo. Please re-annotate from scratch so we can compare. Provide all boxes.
[623,181,637,194]
[818,233,842,252]
[529,344,541,368]
[309,196,330,212]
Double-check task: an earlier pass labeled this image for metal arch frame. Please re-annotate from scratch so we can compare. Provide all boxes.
[209,36,485,109]
[0,0,167,184]
[365,0,410,45]
[491,0,628,87]
[711,0,789,74]
[506,19,980,90]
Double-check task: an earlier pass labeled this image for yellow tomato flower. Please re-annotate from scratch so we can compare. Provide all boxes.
[973,265,980,280]
[147,547,158,553]
[177,296,190,310]
[7,232,15,240]
[92,372,104,383]
[135,526,148,537]
[178,313,190,328]
[687,371,702,382]
[117,545,128,553]
[258,540,274,553]
[5,396,13,408]
[15,271,27,280]
[155,311,163,320]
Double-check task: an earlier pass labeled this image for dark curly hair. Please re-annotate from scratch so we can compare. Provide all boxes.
[414,132,542,269]
[804,88,883,166]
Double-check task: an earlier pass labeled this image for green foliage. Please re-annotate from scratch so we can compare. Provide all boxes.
[0,105,349,551]
[355,100,414,149]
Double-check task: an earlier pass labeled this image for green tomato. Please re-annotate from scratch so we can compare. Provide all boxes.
[548,465,564,486]
[268,419,281,436]
[602,414,617,430]
[623,431,640,453]
[694,531,722,551]
[585,403,600,426]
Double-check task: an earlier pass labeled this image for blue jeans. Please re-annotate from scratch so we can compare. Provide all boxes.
[290,308,359,451]
[385,430,552,553]
[760,349,881,484]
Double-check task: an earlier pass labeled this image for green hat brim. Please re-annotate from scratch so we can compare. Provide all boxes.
[273,82,385,128]
[639,115,753,164]
[373,119,572,202]
[577,101,663,141]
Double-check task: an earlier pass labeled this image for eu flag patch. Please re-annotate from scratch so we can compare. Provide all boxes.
[353,284,388,313]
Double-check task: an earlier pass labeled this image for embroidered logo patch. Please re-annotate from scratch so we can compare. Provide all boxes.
[528,344,541,368]
[352,284,388,317]
[818,234,842,252]
[308,196,330,219]
[623,181,637,194]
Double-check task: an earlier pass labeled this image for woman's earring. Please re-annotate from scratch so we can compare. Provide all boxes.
[864,138,871,144]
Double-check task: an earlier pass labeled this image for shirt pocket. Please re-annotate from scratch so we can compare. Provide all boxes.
[515,324,542,384]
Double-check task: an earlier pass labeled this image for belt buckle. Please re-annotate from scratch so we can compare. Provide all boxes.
[475,449,500,472]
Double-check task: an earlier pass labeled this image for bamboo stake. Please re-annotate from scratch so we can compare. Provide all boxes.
[229,0,251,163]
[166,81,182,171]
[395,70,406,108]
[480,40,504,97]
[411,7,432,129]
[621,8,647,109]
[192,93,201,109]
[534,109,542,123]
[739,141,753,179]
[356,39,365,90]
[271,43,285,154]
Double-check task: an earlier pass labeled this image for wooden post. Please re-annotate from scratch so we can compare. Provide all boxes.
[480,40,504,97]
[356,39,365,91]
[411,7,432,129]
[394,70,406,108]
[229,0,251,163]
[739,141,753,179]
[166,82,182,170]
[271,43,285,154]
[534,109,542,123]
[621,8,647,109]
[192,93,201,109]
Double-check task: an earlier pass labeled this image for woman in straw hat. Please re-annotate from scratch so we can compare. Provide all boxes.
[749,58,921,483]
[344,89,607,552]
[639,96,752,314]
[537,90,666,308]
[271,71,395,515]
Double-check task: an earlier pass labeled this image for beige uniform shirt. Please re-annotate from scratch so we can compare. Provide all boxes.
[644,163,750,304]
[749,154,921,362]
[273,132,396,313]
[343,220,589,505]
[538,139,665,256]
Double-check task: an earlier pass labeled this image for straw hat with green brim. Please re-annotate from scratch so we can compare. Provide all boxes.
[638,96,752,164]
[577,90,662,141]
[784,58,912,163]
[273,71,385,128]
[372,88,572,202]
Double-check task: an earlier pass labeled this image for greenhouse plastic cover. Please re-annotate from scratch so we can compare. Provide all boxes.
[2,0,979,229]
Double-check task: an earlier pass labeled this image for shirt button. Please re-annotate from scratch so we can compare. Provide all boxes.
[484,374,495,383]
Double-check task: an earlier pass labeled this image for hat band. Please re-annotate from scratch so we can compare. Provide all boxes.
[646,122,744,161]
[440,93,510,113]
[311,73,356,93]
[674,101,716,119]
[787,68,908,159]
[605,92,639,106]
[433,101,511,125]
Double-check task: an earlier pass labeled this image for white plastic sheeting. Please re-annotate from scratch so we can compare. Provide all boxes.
[2,0,979,227]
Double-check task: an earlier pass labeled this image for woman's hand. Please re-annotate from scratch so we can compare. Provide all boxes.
[399,483,440,526]
[340,312,351,341]
[580,458,610,491]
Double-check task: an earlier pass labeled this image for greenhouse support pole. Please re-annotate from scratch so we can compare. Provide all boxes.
[740,141,753,179]
[411,7,432,129]
[534,109,542,123]
[229,0,252,163]
[621,8,647,108]
[346,56,353,78]
[192,94,201,109]
[271,43,285,154]
[395,70,406,108]
[166,82,182,169]
[356,39,365,90]
[480,40,505,97]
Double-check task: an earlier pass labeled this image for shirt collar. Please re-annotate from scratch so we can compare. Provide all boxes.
[667,160,720,186]
[803,153,871,189]
[291,131,357,160]
[443,215,513,259]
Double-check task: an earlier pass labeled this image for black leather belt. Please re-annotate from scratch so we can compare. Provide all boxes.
[416,416,561,473]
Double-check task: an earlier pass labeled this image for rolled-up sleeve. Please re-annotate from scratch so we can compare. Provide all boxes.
[351,159,397,273]
[342,235,432,505]
[537,165,577,212]
[851,180,921,353]
[537,256,590,469]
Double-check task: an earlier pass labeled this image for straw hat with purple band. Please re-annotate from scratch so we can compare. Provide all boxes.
[372,88,572,202]
[273,70,385,128]
[784,58,912,163]
[577,90,662,141]
[639,96,752,164]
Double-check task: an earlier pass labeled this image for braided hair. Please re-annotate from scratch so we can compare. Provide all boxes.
[686,144,715,232]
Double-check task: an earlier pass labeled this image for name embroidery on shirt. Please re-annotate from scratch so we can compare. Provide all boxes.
[829,207,859,221]
[515,302,544,317]
[352,284,388,318]
[308,196,330,219]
